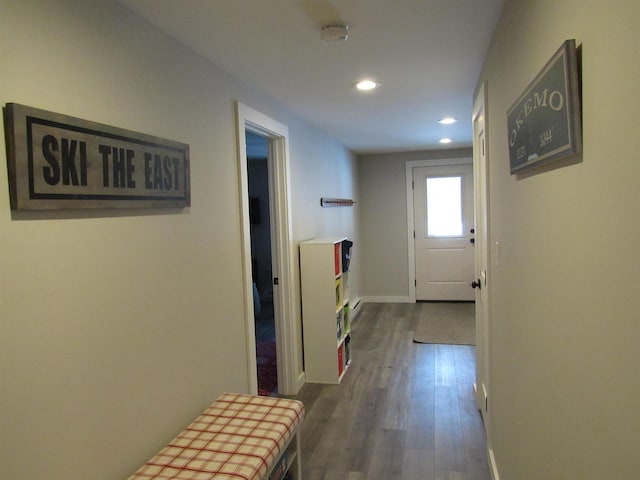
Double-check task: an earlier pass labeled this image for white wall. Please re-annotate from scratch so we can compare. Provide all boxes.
[479,1,640,478]
[0,1,358,479]
[357,148,471,300]
[289,122,360,324]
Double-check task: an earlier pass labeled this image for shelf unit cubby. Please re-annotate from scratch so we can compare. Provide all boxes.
[300,237,353,384]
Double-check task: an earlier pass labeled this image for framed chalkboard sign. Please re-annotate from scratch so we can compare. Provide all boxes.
[507,40,582,174]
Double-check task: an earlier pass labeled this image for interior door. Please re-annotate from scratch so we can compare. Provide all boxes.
[237,102,298,396]
[473,84,491,428]
[413,164,474,301]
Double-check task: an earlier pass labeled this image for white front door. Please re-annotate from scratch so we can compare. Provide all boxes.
[413,164,475,301]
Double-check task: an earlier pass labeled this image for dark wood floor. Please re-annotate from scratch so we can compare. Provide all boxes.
[292,302,491,480]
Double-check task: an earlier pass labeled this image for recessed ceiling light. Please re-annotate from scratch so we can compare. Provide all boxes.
[439,137,453,144]
[438,117,457,125]
[353,80,381,91]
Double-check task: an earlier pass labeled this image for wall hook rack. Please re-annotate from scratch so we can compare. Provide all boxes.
[320,197,356,207]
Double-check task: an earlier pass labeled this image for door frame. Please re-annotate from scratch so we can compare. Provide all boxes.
[405,157,472,303]
[472,81,498,478]
[236,102,301,395]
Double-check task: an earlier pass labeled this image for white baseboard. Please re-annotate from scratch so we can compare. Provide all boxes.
[350,297,363,319]
[360,295,413,304]
[293,371,306,395]
[488,447,500,480]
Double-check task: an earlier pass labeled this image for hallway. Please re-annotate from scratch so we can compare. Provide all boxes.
[294,302,490,480]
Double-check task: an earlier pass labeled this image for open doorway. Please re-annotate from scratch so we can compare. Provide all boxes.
[246,131,277,396]
[236,102,301,397]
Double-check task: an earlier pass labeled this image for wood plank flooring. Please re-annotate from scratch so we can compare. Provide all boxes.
[292,302,490,480]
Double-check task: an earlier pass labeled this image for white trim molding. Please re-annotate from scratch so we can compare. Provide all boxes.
[235,102,300,395]
[489,448,500,480]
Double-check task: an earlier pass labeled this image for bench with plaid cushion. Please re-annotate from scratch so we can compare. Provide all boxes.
[128,393,305,480]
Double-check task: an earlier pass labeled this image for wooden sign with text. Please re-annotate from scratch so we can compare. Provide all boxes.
[507,40,582,174]
[3,103,190,209]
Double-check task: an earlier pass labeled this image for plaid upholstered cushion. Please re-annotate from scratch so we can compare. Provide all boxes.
[129,393,304,480]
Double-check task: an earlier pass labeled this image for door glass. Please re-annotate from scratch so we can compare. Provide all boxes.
[426,175,463,237]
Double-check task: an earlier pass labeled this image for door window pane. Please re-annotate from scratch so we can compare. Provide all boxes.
[426,176,463,236]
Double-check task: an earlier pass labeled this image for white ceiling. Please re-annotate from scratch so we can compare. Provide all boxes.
[118,0,504,154]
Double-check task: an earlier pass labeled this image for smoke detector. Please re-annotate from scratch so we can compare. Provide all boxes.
[320,24,349,41]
